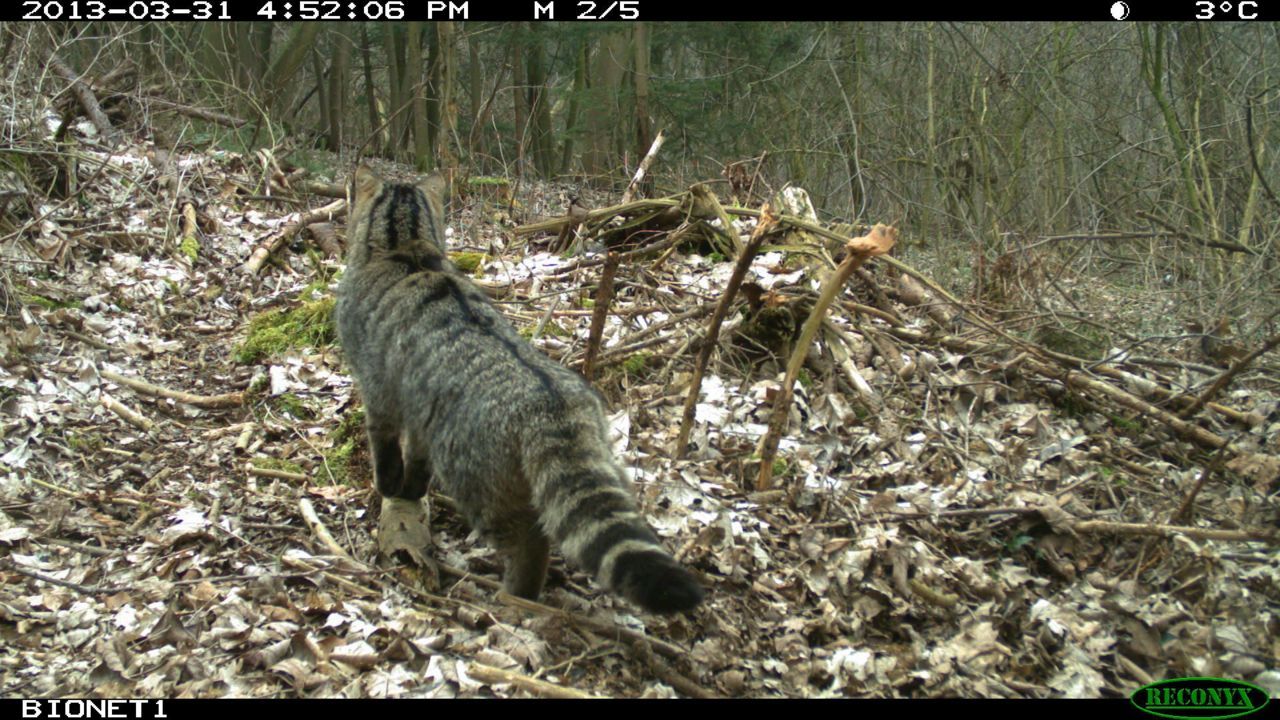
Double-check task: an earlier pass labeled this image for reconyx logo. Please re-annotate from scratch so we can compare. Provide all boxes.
[1131,677,1270,720]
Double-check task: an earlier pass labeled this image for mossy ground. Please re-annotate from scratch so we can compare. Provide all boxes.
[236,297,336,364]
[323,407,365,485]
[249,457,305,475]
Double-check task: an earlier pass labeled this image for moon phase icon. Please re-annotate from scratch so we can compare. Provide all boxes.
[1110,1,1130,19]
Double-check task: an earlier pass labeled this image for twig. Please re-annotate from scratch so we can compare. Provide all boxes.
[1072,519,1276,544]
[41,538,116,557]
[393,561,715,697]
[492,590,690,663]
[625,637,719,699]
[756,224,897,490]
[1136,210,1258,255]
[674,202,777,457]
[144,96,247,128]
[621,130,665,204]
[467,663,603,699]
[27,477,80,497]
[101,369,245,409]
[297,498,356,564]
[2,558,119,595]
[1169,445,1231,525]
[589,300,718,365]
[581,252,620,382]
[890,327,1238,455]
[872,507,1040,521]
[247,464,307,482]
[280,555,379,598]
[1178,334,1280,419]
[100,393,154,431]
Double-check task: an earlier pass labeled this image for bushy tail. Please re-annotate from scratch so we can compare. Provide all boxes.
[531,457,703,613]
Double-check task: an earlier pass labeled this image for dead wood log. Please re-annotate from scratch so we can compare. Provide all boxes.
[689,182,744,256]
[306,222,342,257]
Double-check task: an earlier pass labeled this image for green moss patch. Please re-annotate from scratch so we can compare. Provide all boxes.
[250,457,305,475]
[622,353,652,376]
[179,235,200,263]
[323,408,366,485]
[449,251,487,274]
[236,297,336,364]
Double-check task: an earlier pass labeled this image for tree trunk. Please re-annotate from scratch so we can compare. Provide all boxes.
[326,24,350,152]
[360,24,382,156]
[559,38,586,175]
[511,34,528,172]
[406,22,432,171]
[383,23,409,159]
[525,23,554,176]
[436,22,457,169]
[583,32,629,179]
[466,32,486,164]
[266,24,322,106]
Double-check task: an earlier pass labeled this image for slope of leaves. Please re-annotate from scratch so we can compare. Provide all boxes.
[1,95,1279,701]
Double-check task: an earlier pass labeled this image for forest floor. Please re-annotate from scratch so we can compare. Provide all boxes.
[1,122,1279,699]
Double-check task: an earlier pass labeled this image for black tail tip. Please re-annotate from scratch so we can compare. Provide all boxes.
[616,555,704,613]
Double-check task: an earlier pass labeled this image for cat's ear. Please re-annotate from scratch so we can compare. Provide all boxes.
[418,173,447,213]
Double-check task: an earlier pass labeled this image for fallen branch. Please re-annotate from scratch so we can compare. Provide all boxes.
[298,498,357,564]
[1178,333,1280,419]
[674,202,777,457]
[100,393,154,431]
[242,198,346,275]
[1072,518,1276,544]
[145,96,247,128]
[306,222,342,257]
[491,589,691,664]
[891,327,1237,455]
[101,369,245,409]
[3,558,120,596]
[591,300,718,363]
[47,53,117,143]
[514,198,679,238]
[621,130,665,204]
[1093,363,1258,427]
[689,182,744,256]
[247,464,307,482]
[280,555,379,598]
[467,663,603,699]
[581,252,620,382]
[756,224,897,490]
